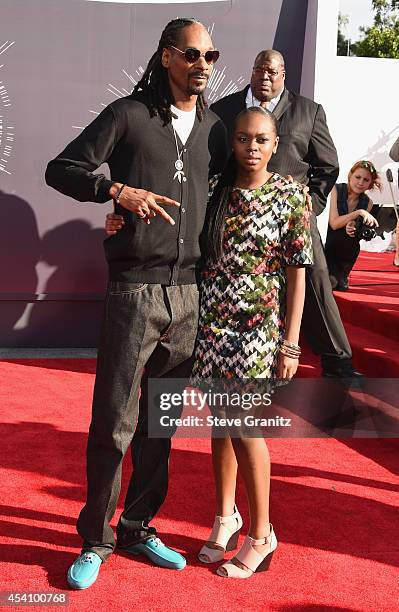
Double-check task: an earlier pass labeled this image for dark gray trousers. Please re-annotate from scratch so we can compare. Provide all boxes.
[302,214,352,369]
[77,282,199,561]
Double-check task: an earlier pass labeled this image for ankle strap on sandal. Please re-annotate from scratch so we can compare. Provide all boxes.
[247,523,274,545]
[215,505,240,524]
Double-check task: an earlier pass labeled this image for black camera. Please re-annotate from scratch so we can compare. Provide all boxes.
[354,216,377,241]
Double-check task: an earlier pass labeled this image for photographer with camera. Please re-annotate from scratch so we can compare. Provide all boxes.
[389,136,399,266]
[325,160,381,291]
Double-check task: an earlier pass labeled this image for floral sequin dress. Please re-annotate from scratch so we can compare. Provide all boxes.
[191,173,313,386]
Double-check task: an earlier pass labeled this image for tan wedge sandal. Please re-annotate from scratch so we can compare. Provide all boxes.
[216,524,277,578]
[198,505,243,564]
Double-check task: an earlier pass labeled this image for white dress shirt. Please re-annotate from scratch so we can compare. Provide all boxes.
[245,86,283,113]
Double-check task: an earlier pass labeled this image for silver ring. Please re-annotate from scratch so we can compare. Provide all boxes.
[141,210,156,222]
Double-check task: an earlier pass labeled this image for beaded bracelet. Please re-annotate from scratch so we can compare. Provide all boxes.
[279,348,300,359]
[279,338,301,359]
[282,339,301,351]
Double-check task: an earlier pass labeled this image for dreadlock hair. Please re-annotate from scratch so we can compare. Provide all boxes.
[203,106,279,264]
[133,18,208,125]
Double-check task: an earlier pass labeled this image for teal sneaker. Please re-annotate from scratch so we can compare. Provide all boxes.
[67,552,102,589]
[123,536,186,570]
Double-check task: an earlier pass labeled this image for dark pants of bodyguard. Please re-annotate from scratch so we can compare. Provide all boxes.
[77,282,199,562]
[301,214,352,370]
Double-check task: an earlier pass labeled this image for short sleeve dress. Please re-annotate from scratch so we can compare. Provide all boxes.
[191,173,313,386]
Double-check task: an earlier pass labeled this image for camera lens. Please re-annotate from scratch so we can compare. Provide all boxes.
[361,226,376,241]
[354,218,376,241]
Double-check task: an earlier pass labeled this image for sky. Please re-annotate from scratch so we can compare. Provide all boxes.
[339,0,375,41]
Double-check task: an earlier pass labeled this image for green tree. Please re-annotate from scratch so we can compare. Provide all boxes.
[353,0,399,58]
[371,0,399,26]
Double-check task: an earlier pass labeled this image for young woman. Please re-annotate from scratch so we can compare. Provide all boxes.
[325,160,381,291]
[105,107,313,578]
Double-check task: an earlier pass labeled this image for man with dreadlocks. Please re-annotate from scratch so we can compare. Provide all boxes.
[46,18,227,589]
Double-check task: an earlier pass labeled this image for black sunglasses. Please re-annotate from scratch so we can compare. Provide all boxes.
[359,160,377,174]
[169,45,220,65]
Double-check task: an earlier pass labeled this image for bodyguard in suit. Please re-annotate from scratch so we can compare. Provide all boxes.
[211,49,362,377]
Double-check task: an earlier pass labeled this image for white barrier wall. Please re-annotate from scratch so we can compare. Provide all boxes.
[317,3,399,187]
[304,0,399,241]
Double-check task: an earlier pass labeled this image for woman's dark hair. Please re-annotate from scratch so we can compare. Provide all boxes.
[201,155,237,264]
[132,18,207,124]
[203,106,278,263]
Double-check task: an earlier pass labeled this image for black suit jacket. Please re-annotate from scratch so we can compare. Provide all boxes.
[210,85,339,216]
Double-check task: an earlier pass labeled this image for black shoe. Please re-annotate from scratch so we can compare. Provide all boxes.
[335,277,349,291]
[329,274,338,289]
[322,364,364,379]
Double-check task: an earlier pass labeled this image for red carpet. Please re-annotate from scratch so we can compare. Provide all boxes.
[334,252,399,376]
[338,252,399,339]
[297,251,399,378]
[1,251,398,611]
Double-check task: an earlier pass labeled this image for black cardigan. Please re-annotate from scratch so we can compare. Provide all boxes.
[45,94,228,284]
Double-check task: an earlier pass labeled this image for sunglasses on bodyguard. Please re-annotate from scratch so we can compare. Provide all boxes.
[169,45,220,65]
